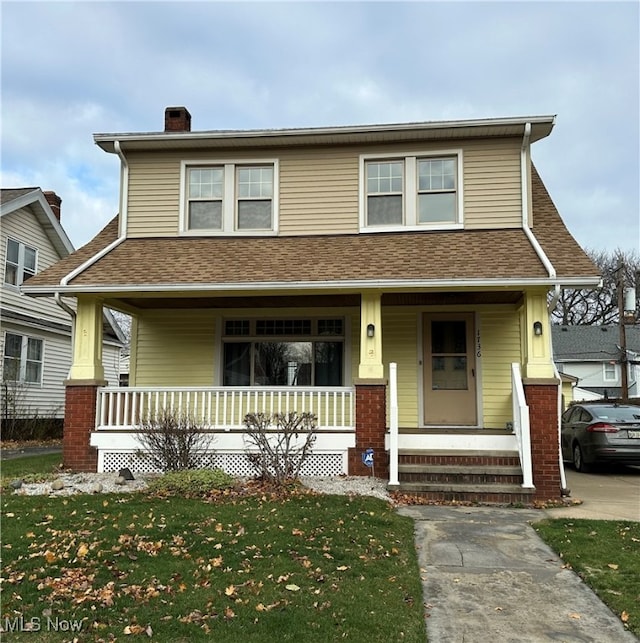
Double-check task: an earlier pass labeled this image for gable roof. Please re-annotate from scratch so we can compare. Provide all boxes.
[1,187,74,258]
[1,187,126,345]
[22,164,600,297]
[552,325,640,362]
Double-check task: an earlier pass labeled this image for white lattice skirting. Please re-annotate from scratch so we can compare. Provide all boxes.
[99,451,347,477]
[92,431,354,477]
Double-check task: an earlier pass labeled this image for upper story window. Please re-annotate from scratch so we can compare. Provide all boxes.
[182,161,278,235]
[4,238,37,287]
[3,332,43,385]
[360,151,463,232]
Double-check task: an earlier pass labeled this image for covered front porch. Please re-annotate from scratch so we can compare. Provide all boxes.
[62,286,563,501]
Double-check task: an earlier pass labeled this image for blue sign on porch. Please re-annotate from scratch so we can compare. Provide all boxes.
[362,448,374,468]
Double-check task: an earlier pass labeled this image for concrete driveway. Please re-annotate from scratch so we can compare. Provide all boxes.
[546,465,640,521]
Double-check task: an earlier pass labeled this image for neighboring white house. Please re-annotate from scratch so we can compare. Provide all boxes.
[552,324,640,401]
[1,188,125,423]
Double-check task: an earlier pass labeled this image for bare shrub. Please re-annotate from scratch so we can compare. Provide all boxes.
[243,411,317,484]
[135,409,214,472]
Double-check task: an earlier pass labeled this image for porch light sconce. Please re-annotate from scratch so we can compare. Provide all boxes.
[367,323,375,338]
[533,321,543,336]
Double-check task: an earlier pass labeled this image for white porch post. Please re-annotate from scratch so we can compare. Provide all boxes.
[388,362,399,487]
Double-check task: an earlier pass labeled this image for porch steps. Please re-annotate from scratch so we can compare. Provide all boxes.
[393,450,535,505]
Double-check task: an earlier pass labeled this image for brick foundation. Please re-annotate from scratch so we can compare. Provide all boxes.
[349,382,388,479]
[524,383,562,501]
[63,382,103,472]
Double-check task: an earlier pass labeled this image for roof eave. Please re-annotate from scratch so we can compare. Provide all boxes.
[22,274,601,297]
[94,115,556,153]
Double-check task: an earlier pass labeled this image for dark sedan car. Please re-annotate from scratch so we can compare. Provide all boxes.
[561,403,640,472]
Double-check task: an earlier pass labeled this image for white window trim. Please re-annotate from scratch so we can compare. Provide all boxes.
[4,237,38,289]
[2,331,45,386]
[603,362,618,382]
[179,159,279,236]
[359,149,464,233]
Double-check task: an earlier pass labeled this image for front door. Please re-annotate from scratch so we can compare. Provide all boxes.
[423,313,477,426]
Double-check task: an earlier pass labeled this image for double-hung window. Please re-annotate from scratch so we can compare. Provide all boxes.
[183,161,277,235]
[361,152,462,231]
[222,318,344,387]
[2,332,43,385]
[603,362,618,382]
[4,238,37,286]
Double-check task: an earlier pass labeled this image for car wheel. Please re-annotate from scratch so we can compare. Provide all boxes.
[573,442,590,473]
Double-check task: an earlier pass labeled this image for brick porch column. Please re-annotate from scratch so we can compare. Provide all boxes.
[524,381,562,501]
[63,380,105,472]
[348,380,389,479]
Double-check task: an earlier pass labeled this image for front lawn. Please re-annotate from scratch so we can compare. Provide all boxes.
[1,489,426,641]
[1,454,62,489]
[535,518,640,637]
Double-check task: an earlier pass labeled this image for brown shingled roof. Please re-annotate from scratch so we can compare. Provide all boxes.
[24,165,599,293]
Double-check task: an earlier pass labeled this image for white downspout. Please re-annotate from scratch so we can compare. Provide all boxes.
[59,140,128,288]
[521,123,567,493]
[55,141,128,383]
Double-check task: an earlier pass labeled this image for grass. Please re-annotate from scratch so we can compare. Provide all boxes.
[0,462,426,642]
[1,454,62,488]
[535,518,640,637]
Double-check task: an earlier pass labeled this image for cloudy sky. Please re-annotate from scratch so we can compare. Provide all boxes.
[2,0,638,255]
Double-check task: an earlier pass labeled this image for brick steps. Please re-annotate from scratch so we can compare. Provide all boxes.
[392,450,535,505]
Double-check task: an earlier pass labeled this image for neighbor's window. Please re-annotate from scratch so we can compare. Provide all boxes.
[4,238,37,286]
[603,362,617,382]
[362,153,461,230]
[2,332,43,384]
[185,162,277,234]
[222,318,344,387]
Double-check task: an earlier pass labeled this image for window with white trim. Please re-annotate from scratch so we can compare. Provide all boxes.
[183,161,277,234]
[361,152,462,231]
[603,362,618,382]
[2,332,43,385]
[222,318,344,386]
[4,238,37,286]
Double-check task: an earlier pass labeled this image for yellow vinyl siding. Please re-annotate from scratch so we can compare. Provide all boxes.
[463,139,522,229]
[132,310,216,385]
[478,309,522,428]
[382,309,419,427]
[124,138,523,238]
[278,151,359,235]
[127,155,181,237]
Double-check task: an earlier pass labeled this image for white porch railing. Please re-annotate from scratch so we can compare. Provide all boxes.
[511,363,534,488]
[96,386,354,432]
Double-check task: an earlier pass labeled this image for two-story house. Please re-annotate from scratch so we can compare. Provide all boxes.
[1,188,125,436]
[23,107,600,502]
[553,324,640,401]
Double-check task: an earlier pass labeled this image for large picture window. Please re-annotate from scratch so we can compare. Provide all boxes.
[361,152,461,231]
[2,332,43,385]
[183,161,277,235]
[222,318,344,387]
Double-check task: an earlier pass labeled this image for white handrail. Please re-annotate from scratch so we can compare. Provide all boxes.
[96,386,354,431]
[388,362,399,486]
[511,363,535,488]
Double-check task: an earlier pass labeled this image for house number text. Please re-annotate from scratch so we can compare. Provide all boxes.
[476,330,481,357]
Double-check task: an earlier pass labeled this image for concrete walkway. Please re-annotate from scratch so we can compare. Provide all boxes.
[399,505,637,642]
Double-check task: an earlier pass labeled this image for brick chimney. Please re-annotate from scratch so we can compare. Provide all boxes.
[43,191,62,221]
[164,106,191,132]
